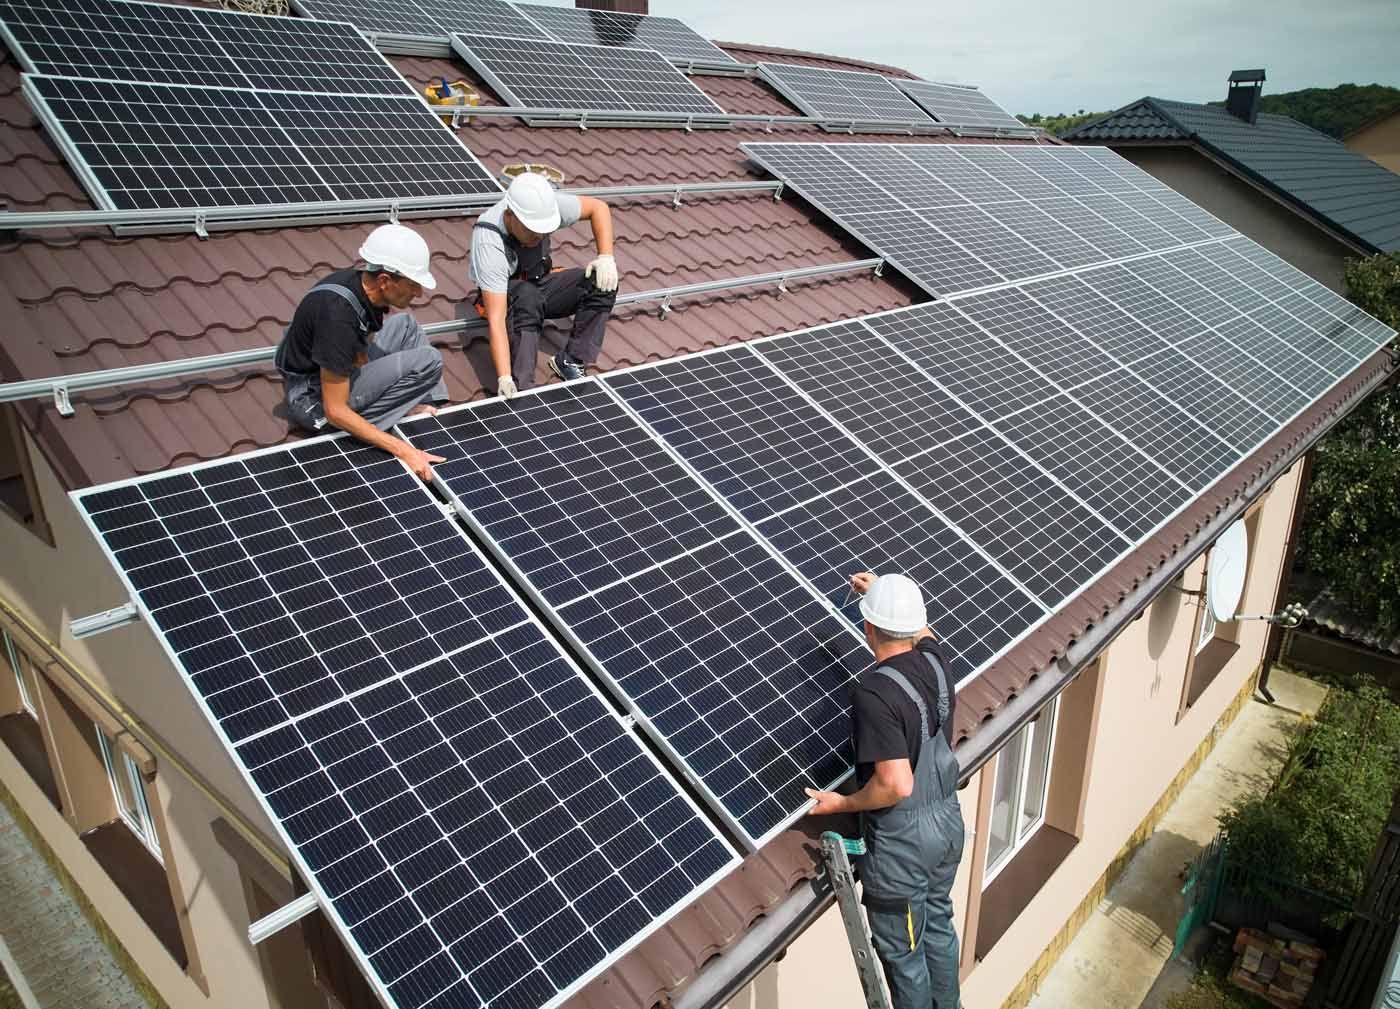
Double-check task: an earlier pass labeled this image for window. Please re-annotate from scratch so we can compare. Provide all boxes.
[1196,598,1219,654]
[984,696,1059,885]
[4,628,35,716]
[96,726,162,862]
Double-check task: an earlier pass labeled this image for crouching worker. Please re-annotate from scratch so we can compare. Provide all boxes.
[805,572,965,1009]
[471,171,618,397]
[274,223,447,481]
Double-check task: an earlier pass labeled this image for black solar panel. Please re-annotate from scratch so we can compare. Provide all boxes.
[1125,347,1284,453]
[1020,273,1168,364]
[294,0,549,40]
[24,75,500,210]
[892,79,1028,132]
[758,62,931,123]
[0,0,408,94]
[73,436,737,1009]
[894,428,1129,608]
[951,287,1119,388]
[451,33,723,116]
[516,3,735,65]
[603,347,882,524]
[400,385,872,848]
[753,321,984,464]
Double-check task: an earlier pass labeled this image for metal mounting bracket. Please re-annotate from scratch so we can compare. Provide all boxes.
[773,182,784,202]
[684,115,695,133]
[672,186,683,210]
[658,295,673,319]
[776,275,789,296]
[578,111,589,131]
[764,116,776,133]
[388,200,400,224]
[53,384,73,417]
[70,601,140,639]
[873,260,885,278]
[193,211,208,240]
[248,892,319,945]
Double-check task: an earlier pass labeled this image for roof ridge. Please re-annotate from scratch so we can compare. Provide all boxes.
[715,39,918,78]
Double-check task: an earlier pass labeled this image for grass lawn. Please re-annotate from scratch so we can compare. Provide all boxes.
[0,966,23,1009]
[1164,943,1279,1009]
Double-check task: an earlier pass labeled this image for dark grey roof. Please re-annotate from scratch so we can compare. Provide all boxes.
[1065,97,1400,253]
[1229,69,1266,83]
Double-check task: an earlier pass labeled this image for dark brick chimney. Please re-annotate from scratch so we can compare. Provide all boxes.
[1225,68,1266,124]
[576,0,649,12]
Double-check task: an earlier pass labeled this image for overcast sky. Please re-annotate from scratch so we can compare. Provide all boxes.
[654,0,1400,116]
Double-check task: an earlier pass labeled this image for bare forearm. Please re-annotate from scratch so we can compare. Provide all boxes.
[325,404,409,458]
[590,204,613,256]
[826,778,906,814]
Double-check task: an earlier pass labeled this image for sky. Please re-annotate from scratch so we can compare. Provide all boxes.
[656,0,1400,116]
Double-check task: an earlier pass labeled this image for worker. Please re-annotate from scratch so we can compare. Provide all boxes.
[471,171,618,397]
[806,572,964,1009]
[274,222,447,481]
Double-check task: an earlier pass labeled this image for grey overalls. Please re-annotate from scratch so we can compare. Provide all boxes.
[860,652,965,1009]
[471,220,616,389]
[274,281,445,432]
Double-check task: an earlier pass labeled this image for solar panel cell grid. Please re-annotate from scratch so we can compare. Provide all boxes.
[991,394,1192,540]
[1119,256,1243,330]
[1011,146,1138,195]
[895,145,1021,204]
[1211,315,1339,397]
[758,62,931,123]
[1074,193,1183,250]
[832,145,968,209]
[951,287,1119,388]
[950,147,1069,201]
[753,321,984,464]
[978,200,1105,270]
[1246,302,1358,376]
[603,348,882,524]
[516,3,735,64]
[893,79,1026,131]
[756,470,1044,679]
[1160,247,1274,316]
[914,203,1060,281]
[867,302,1058,420]
[1077,262,1209,345]
[1116,191,1214,245]
[1121,348,1278,453]
[843,208,1004,294]
[1171,330,1313,423]
[895,429,1127,607]
[1033,197,1151,261]
[1020,273,1167,364]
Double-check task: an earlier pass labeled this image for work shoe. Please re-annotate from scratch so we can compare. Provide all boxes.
[550,352,586,381]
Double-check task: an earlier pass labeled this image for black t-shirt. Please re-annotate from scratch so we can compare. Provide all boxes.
[278,269,385,378]
[852,637,956,788]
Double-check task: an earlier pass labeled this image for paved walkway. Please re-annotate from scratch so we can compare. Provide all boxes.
[1027,669,1328,1009]
[0,802,150,1009]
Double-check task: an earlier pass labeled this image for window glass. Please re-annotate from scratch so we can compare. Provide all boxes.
[96,725,162,861]
[1020,703,1056,836]
[985,696,1060,886]
[3,629,34,716]
[986,727,1027,873]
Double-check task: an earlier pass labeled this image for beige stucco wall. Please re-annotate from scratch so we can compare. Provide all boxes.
[729,461,1303,1009]
[1345,114,1400,175]
[1112,146,1359,292]
[0,428,289,1009]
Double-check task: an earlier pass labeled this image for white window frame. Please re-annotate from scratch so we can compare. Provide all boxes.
[1197,598,1219,654]
[95,726,162,863]
[983,696,1060,887]
[3,628,35,717]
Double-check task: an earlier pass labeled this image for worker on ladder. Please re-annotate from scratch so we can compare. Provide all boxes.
[806,572,965,1009]
[470,171,619,397]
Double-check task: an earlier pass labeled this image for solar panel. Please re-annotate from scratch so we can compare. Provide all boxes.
[742,141,1249,298]
[603,350,1044,684]
[515,3,735,65]
[892,79,1029,132]
[991,394,1193,541]
[603,347,883,525]
[451,32,722,117]
[1117,347,1278,453]
[951,287,1119,388]
[23,75,500,210]
[72,435,738,1009]
[399,385,871,848]
[0,0,410,94]
[757,62,931,124]
[1020,273,1168,364]
[294,0,550,42]
[751,320,983,464]
[894,428,1130,607]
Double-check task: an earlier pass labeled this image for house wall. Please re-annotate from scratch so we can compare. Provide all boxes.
[1345,114,1400,174]
[1112,146,1359,292]
[0,428,296,1009]
[726,460,1303,1009]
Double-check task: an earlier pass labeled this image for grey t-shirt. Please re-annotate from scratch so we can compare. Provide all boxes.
[469,192,583,293]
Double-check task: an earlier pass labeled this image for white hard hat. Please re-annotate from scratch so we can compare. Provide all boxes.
[859,573,927,636]
[505,171,562,234]
[358,223,436,290]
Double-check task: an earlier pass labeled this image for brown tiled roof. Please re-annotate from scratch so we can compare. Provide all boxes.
[1,24,1393,1009]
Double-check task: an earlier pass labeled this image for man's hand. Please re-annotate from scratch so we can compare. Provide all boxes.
[400,445,445,482]
[498,375,517,399]
[850,571,876,595]
[804,788,846,816]
[585,254,619,293]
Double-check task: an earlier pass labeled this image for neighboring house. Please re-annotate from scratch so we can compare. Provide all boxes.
[1346,105,1400,175]
[1280,576,1400,685]
[0,11,1394,1009]
[1064,70,1400,292]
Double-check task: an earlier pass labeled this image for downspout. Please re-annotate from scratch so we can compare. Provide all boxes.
[672,350,1395,1009]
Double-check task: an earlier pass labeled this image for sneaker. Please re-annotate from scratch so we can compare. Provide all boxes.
[549,352,586,381]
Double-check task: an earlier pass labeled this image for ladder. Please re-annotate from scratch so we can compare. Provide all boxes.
[820,831,893,1009]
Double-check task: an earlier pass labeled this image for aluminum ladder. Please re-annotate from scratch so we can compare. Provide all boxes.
[820,831,893,1009]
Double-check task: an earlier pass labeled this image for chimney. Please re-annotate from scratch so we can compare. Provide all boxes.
[576,0,649,12]
[1225,68,1265,124]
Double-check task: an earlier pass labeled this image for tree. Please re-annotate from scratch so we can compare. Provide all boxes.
[1295,253,1400,634]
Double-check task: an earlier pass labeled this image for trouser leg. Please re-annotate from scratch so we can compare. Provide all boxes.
[507,279,546,389]
[536,267,616,365]
[925,816,966,1009]
[867,898,931,1009]
[348,316,445,430]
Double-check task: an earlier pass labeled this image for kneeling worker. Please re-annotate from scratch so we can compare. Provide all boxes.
[471,172,619,397]
[275,223,447,481]
[806,572,965,1009]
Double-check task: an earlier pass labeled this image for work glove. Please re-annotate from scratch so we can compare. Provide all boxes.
[497,375,517,399]
[585,254,619,293]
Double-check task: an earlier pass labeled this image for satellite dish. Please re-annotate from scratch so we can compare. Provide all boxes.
[1207,520,1248,623]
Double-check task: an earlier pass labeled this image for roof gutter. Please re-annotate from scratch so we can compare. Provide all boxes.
[673,349,1396,1009]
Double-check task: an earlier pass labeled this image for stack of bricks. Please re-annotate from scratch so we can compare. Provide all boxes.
[1228,926,1326,1007]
